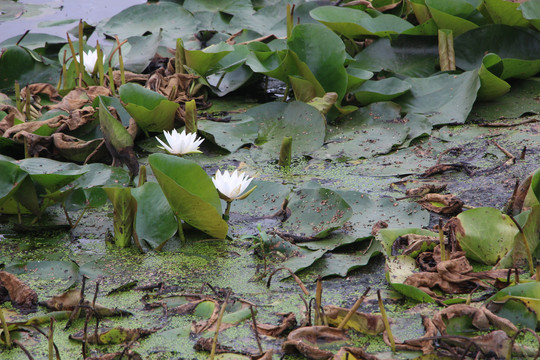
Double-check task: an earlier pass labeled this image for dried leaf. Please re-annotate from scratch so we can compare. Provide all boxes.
[324,305,384,335]
[417,193,463,214]
[0,271,38,313]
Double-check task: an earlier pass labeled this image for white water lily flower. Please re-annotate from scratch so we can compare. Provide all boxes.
[212,170,255,201]
[76,50,101,74]
[156,129,204,155]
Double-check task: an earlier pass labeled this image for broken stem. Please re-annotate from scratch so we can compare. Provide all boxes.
[250,305,263,355]
[210,290,231,360]
[267,267,310,296]
[378,289,395,352]
[48,318,54,360]
[439,218,446,262]
[314,276,322,326]
[337,287,370,330]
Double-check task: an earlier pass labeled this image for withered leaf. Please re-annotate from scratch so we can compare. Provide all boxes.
[0,271,38,313]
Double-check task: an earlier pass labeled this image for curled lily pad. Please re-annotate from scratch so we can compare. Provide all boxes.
[149,154,228,239]
[119,83,179,134]
[310,6,414,37]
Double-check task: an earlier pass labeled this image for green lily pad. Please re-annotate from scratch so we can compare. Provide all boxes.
[483,0,530,27]
[477,53,511,101]
[282,187,352,238]
[518,0,540,31]
[131,182,178,249]
[468,78,540,120]
[149,154,228,239]
[5,260,80,290]
[424,0,484,36]
[288,23,348,101]
[249,101,326,161]
[121,32,162,74]
[395,70,481,125]
[97,2,198,48]
[312,240,384,278]
[353,36,439,77]
[198,117,259,153]
[310,6,414,37]
[0,33,66,50]
[312,102,409,160]
[184,42,234,76]
[353,77,412,106]
[280,247,328,274]
[455,207,519,266]
[119,83,179,134]
[454,25,540,80]
[0,45,60,91]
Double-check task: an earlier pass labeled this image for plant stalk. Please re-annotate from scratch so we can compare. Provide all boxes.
[378,290,395,352]
[210,291,230,360]
[0,307,11,347]
[439,218,446,262]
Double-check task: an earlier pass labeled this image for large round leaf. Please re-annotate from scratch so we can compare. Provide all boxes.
[148,154,228,239]
[395,70,480,125]
[97,2,198,48]
[248,101,326,161]
[425,0,485,36]
[282,187,352,238]
[353,36,439,77]
[0,46,60,91]
[455,207,519,266]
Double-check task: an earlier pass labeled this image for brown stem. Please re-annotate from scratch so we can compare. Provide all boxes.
[267,267,309,296]
[337,287,370,330]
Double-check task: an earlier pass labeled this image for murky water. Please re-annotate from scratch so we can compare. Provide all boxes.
[0,0,145,42]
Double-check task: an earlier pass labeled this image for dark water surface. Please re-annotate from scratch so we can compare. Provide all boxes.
[0,0,146,42]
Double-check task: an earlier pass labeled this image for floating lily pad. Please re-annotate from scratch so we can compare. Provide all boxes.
[249,101,326,161]
[97,2,198,48]
[5,260,80,290]
[312,102,409,160]
[282,187,352,238]
[395,70,481,125]
[353,36,439,77]
[353,77,412,106]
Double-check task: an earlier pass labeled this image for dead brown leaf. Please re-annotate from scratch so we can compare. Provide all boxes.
[282,326,347,360]
[405,183,447,197]
[324,305,384,335]
[417,193,463,214]
[0,271,38,313]
[256,312,297,337]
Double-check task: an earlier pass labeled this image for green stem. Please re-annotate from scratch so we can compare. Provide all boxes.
[178,220,185,243]
[378,289,395,352]
[0,307,11,347]
[224,201,232,221]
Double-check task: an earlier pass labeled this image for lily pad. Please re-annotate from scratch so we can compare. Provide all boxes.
[353,77,412,106]
[119,83,179,134]
[281,187,352,238]
[454,25,540,79]
[395,70,481,125]
[454,207,519,266]
[312,102,409,160]
[5,260,80,290]
[131,182,178,249]
[97,2,198,48]
[249,101,326,161]
[353,36,439,77]
[310,6,414,37]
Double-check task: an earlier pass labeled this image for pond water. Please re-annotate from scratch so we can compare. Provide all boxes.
[0,0,145,42]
